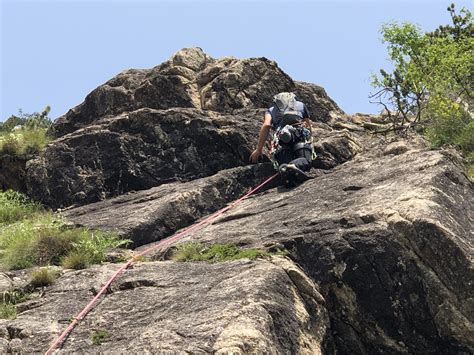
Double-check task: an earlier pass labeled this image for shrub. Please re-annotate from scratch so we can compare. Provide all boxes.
[0,213,61,270]
[0,190,42,225]
[35,232,78,265]
[30,267,58,288]
[0,128,51,156]
[0,134,20,155]
[171,242,287,263]
[0,211,130,270]
[371,4,473,168]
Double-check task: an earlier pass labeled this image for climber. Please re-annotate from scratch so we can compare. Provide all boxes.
[249,92,314,187]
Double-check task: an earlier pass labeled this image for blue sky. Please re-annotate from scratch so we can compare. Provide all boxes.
[1,0,472,121]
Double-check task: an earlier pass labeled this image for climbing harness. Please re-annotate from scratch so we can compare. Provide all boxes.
[44,172,278,355]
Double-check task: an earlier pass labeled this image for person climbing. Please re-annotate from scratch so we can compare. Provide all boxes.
[249,92,314,187]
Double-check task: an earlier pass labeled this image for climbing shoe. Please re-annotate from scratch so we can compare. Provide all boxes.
[279,163,311,187]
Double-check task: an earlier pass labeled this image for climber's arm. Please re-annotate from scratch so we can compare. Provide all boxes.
[250,112,272,163]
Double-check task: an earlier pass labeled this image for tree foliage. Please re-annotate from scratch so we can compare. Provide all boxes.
[371,4,473,156]
[0,106,52,132]
[0,107,53,155]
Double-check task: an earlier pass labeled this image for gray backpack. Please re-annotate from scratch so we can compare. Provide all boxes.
[272,92,302,128]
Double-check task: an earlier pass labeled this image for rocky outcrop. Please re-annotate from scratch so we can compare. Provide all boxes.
[49,48,341,139]
[26,48,342,208]
[162,141,473,353]
[10,48,472,353]
[27,107,265,208]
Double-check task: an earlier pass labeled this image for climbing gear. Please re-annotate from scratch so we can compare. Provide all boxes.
[267,123,314,170]
[273,92,297,112]
[279,163,311,187]
[44,172,279,355]
[271,92,304,129]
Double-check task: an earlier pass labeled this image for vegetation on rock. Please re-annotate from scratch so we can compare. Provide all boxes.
[0,290,31,320]
[371,4,473,175]
[91,330,110,345]
[30,267,59,288]
[0,190,42,225]
[0,191,130,270]
[171,242,287,263]
[0,107,53,155]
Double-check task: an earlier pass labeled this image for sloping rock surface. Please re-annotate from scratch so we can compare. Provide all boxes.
[0,259,328,354]
[62,164,277,247]
[168,142,473,353]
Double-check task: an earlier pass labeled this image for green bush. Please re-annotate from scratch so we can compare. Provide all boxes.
[0,134,20,155]
[0,107,52,133]
[0,127,51,156]
[0,190,42,226]
[171,242,287,263]
[371,4,473,172]
[0,210,130,270]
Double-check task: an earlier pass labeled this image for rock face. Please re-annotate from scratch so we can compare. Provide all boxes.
[0,259,329,354]
[179,145,473,353]
[49,48,341,139]
[62,164,278,247]
[26,49,341,208]
[27,107,265,207]
[9,48,472,353]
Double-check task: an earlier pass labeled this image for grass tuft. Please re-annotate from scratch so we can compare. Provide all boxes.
[61,251,90,270]
[0,290,31,320]
[170,242,287,263]
[30,267,58,288]
[91,330,109,345]
[0,190,42,226]
[0,303,17,319]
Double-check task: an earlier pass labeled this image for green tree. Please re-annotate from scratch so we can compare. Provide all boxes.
[0,106,52,133]
[371,4,473,156]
